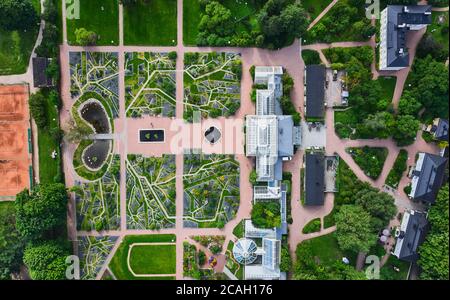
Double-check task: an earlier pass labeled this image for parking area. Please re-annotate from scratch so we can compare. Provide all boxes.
[301,121,326,149]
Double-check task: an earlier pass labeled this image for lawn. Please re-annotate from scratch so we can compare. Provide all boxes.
[129,244,176,275]
[347,147,388,180]
[302,49,322,65]
[66,0,119,46]
[109,234,176,280]
[302,218,321,234]
[124,0,177,46]
[0,0,40,75]
[377,76,397,104]
[380,255,410,280]
[232,220,245,238]
[0,201,14,215]
[301,0,333,20]
[183,0,201,45]
[38,90,61,184]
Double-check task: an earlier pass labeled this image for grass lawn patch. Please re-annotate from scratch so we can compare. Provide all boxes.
[0,0,40,75]
[302,0,333,20]
[380,255,410,280]
[347,147,388,180]
[183,0,201,45]
[429,12,449,52]
[323,208,335,228]
[334,109,358,139]
[124,0,177,46]
[232,220,245,239]
[302,218,321,234]
[376,76,397,104]
[302,49,322,65]
[109,234,176,280]
[300,233,344,266]
[0,201,14,214]
[129,244,176,275]
[66,0,119,46]
[385,149,408,188]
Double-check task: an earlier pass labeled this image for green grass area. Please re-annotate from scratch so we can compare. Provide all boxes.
[129,244,176,275]
[334,108,358,139]
[232,220,245,239]
[0,201,14,214]
[377,76,397,103]
[0,0,40,75]
[347,147,388,180]
[38,90,61,184]
[429,12,449,52]
[183,0,201,45]
[55,0,63,44]
[302,0,333,20]
[109,234,176,280]
[302,218,321,234]
[66,0,119,46]
[380,255,410,280]
[124,0,177,46]
[302,49,322,65]
[323,209,335,229]
[385,149,408,188]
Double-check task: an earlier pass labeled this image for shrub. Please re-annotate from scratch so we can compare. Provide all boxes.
[251,201,281,229]
[29,92,48,128]
[385,149,408,188]
[302,218,321,234]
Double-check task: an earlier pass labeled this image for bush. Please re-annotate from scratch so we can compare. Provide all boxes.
[198,250,206,266]
[251,201,281,229]
[302,50,321,65]
[302,218,321,234]
[385,149,408,188]
[29,92,48,128]
[347,147,388,180]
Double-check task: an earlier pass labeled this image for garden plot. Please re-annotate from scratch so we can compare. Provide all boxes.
[183,153,240,228]
[126,154,177,229]
[125,52,177,118]
[73,155,121,231]
[69,52,120,118]
[78,236,118,280]
[184,52,242,122]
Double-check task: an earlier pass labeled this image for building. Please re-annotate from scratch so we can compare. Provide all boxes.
[232,220,285,280]
[393,210,429,262]
[304,65,326,119]
[409,152,447,204]
[32,57,54,88]
[379,5,432,71]
[426,118,449,141]
[304,152,325,206]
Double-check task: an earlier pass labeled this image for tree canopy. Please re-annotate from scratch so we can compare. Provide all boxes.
[23,241,70,280]
[0,204,24,280]
[15,184,68,241]
[355,189,397,230]
[0,0,38,30]
[251,201,281,229]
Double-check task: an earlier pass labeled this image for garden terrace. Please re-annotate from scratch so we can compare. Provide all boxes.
[66,0,119,46]
[346,147,388,180]
[126,154,177,229]
[69,52,120,118]
[183,153,240,228]
[109,234,176,280]
[125,52,177,118]
[78,236,118,280]
[73,155,121,231]
[184,52,241,122]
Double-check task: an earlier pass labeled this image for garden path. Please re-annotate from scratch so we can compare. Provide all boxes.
[307,0,340,31]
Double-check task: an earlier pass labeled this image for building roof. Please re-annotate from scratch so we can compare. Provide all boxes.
[434,119,449,141]
[277,115,294,157]
[383,5,432,68]
[393,210,429,262]
[304,153,325,206]
[410,153,447,204]
[305,65,325,118]
[32,57,54,88]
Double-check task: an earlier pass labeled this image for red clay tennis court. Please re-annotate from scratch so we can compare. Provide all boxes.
[0,85,33,199]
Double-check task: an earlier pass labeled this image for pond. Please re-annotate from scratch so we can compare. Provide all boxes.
[139,130,165,143]
[82,140,111,170]
[204,126,221,144]
[80,100,110,134]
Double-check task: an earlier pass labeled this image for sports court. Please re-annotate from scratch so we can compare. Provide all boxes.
[0,85,33,199]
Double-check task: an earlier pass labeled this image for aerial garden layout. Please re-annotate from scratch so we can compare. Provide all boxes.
[125,52,177,118]
[183,153,240,228]
[78,236,119,280]
[183,52,242,122]
[126,154,177,230]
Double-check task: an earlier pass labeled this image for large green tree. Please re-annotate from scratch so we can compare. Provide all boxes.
[392,115,420,146]
[0,0,38,30]
[335,205,377,253]
[251,201,281,229]
[0,204,24,280]
[355,189,397,230]
[23,241,70,280]
[75,28,98,46]
[15,184,68,241]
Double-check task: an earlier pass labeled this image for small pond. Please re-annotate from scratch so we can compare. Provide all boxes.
[82,140,111,170]
[139,130,165,143]
[204,126,221,144]
[80,101,110,134]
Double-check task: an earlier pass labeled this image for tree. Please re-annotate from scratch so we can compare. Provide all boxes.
[23,241,70,280]
[197,1,234,46]
[29,92,48,128]
[15,184,68,241]
[398,91,422,116]
[417,33,448,62]
[392,115,420,146]
[249,170,258,185]
[355,189,397,230]
[280,245,292,272]
[0,0,38,30]
[335,205,377,253]
[75,28,98,46]
[0,203,24,280]
[251,201,281,229]
[330,261,367,280]
[65,118,92,144]
[358,111,395,139]
[427,185,449,234]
